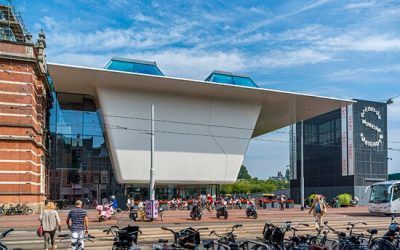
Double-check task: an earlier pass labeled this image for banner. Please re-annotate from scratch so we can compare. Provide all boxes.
[341,107,348,176]
[145,200,159,219]
[347,105,354,175]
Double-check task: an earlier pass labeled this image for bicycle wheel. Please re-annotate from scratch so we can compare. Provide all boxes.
[369,238,396,250]
[331,241,351,250]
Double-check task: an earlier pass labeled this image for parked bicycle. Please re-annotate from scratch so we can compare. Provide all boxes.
[104,225,141,250]
[155,226,208,249]
[0,228,13,250]
[207,224,244,249]
[0,203,33,216]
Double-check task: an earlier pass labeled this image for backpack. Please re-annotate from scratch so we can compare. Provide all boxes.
[315,202,322,213]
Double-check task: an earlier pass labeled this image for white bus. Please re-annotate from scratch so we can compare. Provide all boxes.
[368,180,400,215]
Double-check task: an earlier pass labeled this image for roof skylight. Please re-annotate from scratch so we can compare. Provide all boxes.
[105,57,164,76]
[205,70,258,88]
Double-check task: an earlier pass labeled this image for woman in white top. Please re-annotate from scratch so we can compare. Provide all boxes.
[39,202,61,250]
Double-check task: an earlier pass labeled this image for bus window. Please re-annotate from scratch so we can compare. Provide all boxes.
[370,184,391,203]
[392,185,400,201]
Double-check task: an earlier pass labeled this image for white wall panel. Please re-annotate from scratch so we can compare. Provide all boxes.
[97,87,261,184]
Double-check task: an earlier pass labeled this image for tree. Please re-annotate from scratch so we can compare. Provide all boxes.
[237,165,252,180]
[285,168,290,181]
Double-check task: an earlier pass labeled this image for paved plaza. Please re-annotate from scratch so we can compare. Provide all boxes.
[0,206,394,249]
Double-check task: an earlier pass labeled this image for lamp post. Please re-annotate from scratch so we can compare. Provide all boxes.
[149,104,155,201]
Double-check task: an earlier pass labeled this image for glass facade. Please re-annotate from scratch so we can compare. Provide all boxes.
[105,57,164,76]
[205,71,258,87]
[48,92,218,203]
[290,99,388,203]
[48,92,124,204]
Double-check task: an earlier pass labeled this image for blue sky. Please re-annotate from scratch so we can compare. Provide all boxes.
[14,0,400,178]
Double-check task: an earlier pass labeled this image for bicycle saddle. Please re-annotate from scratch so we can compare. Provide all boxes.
[367,228,378,235]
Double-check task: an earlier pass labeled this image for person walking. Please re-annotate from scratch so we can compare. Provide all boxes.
[39,201,61,250]
[66,200,89,250]
[279,195,286,211]
[309,195,327,229]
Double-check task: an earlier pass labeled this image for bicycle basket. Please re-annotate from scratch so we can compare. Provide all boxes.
[119,225,140,245]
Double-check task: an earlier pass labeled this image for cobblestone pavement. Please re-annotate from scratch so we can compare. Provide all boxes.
[0,206,394,249]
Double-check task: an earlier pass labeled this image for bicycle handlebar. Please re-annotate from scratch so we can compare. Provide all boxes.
[0,228,14,239]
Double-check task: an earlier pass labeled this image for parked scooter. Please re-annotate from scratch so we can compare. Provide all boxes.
[96,204,112,222]
[330,197,340,208]
[246,204,258,219]
[190,203,202,220]
[216,202,228,220]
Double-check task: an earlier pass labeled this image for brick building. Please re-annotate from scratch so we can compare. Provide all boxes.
[0,4,51,211]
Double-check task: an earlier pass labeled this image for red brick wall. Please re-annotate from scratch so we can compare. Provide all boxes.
[0,43,49,212]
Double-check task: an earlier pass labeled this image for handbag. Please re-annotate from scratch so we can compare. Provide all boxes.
[36,224,44,237]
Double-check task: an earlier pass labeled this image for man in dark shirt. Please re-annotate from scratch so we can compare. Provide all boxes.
[66,200,89,249]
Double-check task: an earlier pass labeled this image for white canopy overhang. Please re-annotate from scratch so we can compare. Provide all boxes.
[48,62,354,137]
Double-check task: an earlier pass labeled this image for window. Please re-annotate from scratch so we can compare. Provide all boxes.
[0,11,6,20]
[105,58,163,76]
[205,71,258,87]
[392,185,400,201]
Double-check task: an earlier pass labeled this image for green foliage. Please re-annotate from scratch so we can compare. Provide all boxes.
[307,194,318,205]
[337,193,352,206]
[285,169,290,181]
[220,179,289,194]
[237,165,252,180]
[389,173,400,181]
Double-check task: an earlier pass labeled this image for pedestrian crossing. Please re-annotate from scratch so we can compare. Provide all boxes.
[3,213,394,249]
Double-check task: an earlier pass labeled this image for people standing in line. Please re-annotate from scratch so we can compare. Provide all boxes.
[309,195,327,229]
[40,201,61,250]
[66,200,89,250]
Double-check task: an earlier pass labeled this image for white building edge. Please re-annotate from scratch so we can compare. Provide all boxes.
[47,62,354,185]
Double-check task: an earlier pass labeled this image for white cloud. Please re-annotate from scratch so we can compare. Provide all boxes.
[313,32,400,53]
[344,1,376,10]
[256,49,331,68]
[47,49,247,80]
[354,36,400,52]
[127,50,246,80]
[329,64,400,77]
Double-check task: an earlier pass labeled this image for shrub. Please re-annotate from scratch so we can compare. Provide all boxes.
[307,194,318,205]
[337,193,352,206]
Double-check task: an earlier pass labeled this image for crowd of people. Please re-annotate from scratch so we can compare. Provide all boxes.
[38,192,357,249]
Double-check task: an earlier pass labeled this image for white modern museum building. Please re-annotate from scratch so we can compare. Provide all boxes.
[47,57,352,200]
